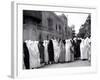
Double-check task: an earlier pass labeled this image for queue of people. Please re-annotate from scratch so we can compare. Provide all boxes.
[23,37,91,69]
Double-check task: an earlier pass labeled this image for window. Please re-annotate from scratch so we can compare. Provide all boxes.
[56,24,57,30]
[47,18,53,31]
[59,25,61,30]
[47,35,49,40]
[59,25,61,33]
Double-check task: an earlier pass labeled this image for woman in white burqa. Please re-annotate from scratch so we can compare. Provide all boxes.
[65,39,72,62]
[80,39,86,60]
[52,39,60,63]
[26,40,40,69]
[80,37,90,60]
[43,40,49,64]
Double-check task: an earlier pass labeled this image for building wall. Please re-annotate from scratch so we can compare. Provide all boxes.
[42,12,63,30]
[59,14,69,39]
[23,11,69,41]
[42,11,65,40]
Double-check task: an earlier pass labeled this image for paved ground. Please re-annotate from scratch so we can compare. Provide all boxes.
[40,60,91,69]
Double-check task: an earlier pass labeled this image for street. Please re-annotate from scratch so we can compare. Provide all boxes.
[40,60,91,69]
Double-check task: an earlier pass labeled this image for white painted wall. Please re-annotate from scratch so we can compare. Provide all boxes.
[0,0,100,80]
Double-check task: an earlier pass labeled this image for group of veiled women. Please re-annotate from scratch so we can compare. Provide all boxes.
[23,37,91,69]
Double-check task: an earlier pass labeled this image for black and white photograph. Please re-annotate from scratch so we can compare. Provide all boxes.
[23,10,91,69]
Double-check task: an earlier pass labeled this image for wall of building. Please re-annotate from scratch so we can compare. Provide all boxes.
[42,11,65,39]
[23,11,70,41]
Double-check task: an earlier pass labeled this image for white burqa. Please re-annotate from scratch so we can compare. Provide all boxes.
[80,38,90,60]
[52,40,60,62]
[43,40,49,63]
[80,39,86,59]
[65,40,72,62]
[26,40,40,69]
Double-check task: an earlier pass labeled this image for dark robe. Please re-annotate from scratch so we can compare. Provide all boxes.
[70,40,75,61]
[62,40,66,45]
[38,41,45,64]
[74,39,81,59]
[48,40,54,62]
[23,42,30,69]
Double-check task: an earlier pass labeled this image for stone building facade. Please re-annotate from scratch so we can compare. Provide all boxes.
[23,10,72,41]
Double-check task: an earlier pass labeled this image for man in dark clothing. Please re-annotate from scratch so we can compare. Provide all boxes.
[48,40,54,64]
[23,42,30,69]
[38,41,45,64]
[75,39,81,60]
